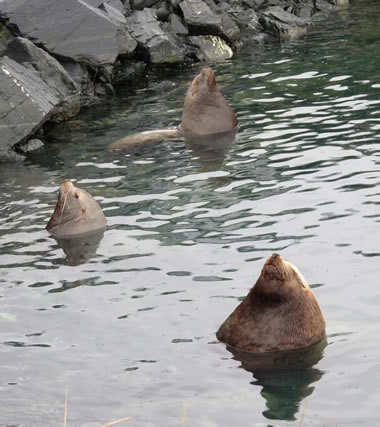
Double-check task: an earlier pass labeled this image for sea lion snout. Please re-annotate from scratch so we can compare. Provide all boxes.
[59,180,74,195]
[263,253,286,281]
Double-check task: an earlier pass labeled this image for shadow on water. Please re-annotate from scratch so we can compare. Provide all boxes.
[226,337,327,421]
[51,228,105,267]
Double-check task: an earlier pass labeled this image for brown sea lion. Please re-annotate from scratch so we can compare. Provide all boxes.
[109,67,238,150]
[180,66,238,135]
[216,253,326,353]
[46,180,106,238]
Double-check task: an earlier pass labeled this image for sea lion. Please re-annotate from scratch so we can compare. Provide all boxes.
[46,180,106,238]
[180,66,238,135]
[109,67,238,150]
[216,253,326,352]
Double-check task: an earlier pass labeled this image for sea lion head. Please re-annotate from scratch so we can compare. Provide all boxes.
[216,254,326,352]
[181,67,238,135]
[46,180,106,238]
[253,253,310,302]
[188,67,217,98]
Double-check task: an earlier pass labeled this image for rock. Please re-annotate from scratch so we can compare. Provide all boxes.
[243,0,266,8]
[288,0,315,19]
[328,0,349,6]
[155,2,173,22]
[151,80,176,92]
[220,13,241,43]
[315,0,339,12]
[5,37,80,120]
[0,23,14,56]
[98,3,137,56]
[0,0,123,67]
[0,150,25,163]
[94,82,115,96]
[61,61,93,97]
[179,0,221,32]
[0,38,80,158]
[130,0,160,10]
[127,9,184,63]
[188,35,233,61]
[18,139,44,153]
[179,0,240,44]
[233,9,262,41]
[112,60,146,84]
[169,13,189,35]
[260,6,309,38]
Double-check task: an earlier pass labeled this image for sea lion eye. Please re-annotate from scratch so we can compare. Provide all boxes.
[74,192,79,199]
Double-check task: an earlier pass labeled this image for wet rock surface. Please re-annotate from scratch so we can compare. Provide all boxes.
[0,0,351,159]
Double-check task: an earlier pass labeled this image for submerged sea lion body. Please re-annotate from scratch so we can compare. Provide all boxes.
[109,67,238,151]
[216,254,326,353]
[46,180,106,238]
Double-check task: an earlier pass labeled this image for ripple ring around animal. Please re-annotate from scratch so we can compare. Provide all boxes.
[46,180,106,238]
[109,67,239,150]
[216,253,326,353]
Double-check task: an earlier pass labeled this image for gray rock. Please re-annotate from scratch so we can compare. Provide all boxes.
[155,2,173,22]
[19,138,44,153]
[169,13,189,36]
[0,39,81,158]
[179,0,221,32]
[112,60,146,84]
[327,0,349,6]
[0,0,122,67]
[98,3,137,56]
[0,23,14,56]
[260,6,309,38]
[130,0,160,10]
[0,57,57,154]
[127,9,184,63]
[151,80,176,92]
[188,35,233,61]
[61,61,91,89]
[315,0,339,11]
[233,9,262,38]
[243,0,265,8]
[179,0,240,44]
[220,13,241,43]
[6,38,79,95]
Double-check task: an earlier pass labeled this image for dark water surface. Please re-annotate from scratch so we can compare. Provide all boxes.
[2,1,380,425]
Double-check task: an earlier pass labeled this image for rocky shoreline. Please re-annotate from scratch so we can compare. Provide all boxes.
[0,0,349,161]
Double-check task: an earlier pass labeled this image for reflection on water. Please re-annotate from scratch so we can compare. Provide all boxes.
[52,229,105,267]
[1,1,380,425]
[227,338,327,421]
[184,126,238,169]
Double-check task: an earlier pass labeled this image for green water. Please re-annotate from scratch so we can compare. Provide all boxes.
[1,1,380,425]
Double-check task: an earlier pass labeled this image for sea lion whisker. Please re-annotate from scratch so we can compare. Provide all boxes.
[57,190,69,227]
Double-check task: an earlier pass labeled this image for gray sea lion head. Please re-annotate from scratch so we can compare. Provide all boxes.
[46,180,106,238]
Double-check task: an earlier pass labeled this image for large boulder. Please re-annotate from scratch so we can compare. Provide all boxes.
[260,6,309,38]
[0,38,80,158]
[127,9,184,63]
[179,0,240,43]
[0,0,134,67]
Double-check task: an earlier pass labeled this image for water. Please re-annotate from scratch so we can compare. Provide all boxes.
[1,1,380,425]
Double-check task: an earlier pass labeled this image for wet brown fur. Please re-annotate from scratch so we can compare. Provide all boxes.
[181,67,238,135]
[46,180,106,237]
[216,254,326,352]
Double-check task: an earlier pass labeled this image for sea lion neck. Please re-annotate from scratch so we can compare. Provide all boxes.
[46,181,81,231]
[200,67,217,91]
